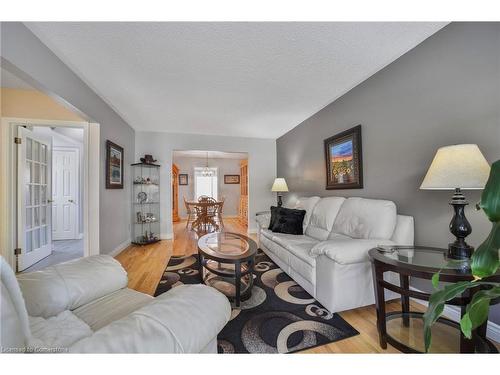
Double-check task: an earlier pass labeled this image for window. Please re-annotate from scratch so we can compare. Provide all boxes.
[194,167,218,200]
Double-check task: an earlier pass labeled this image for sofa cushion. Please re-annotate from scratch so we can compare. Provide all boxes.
[270,207,306,235]
[259,234,316,283]
[73,288,153,331]
[310,238,395,264]
[293,196,321,232]
[270,233,319,266]
[332,197,397,240]
[305,197,346,240]
[29,310,93,349]
[18,255,128,318]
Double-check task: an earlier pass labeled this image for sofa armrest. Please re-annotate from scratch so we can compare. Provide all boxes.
[390,215,414,245]
[17,255,128,318]
[255,211,271,229]
[69,285,231,353]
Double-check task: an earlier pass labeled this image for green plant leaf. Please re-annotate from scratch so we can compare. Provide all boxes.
[463,285,500,339]
[431,272,440,289]
[460,314,473,339]
[423,281,474,352]
[473,160,500,279]
[479,160,500,222]
[471,221,500,278]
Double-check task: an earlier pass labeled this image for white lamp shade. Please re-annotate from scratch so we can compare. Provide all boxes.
[271,178,289,192]
[420,144,490,190]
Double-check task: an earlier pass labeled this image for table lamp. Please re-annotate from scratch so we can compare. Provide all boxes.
[420,144,490,259]
[271,178,289,207]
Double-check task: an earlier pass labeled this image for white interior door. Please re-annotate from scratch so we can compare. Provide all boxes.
[17,127,52,271]
[52,148,78,240]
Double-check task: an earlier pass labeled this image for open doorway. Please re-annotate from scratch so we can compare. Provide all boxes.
[1,66,100,273]
[21,126,85,272]
[171,150,248,256]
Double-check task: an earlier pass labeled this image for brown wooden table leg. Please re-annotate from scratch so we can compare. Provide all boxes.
[371,261,387,349]
[399,274,410,327]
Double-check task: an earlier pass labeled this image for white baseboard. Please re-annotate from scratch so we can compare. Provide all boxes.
[107,238,131,257]
[410,286,500,343]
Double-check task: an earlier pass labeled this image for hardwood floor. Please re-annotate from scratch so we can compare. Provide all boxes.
[116,218,499,353]
[115,218,250,295]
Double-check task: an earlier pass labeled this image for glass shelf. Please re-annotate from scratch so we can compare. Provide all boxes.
[131,162,160,246]
[385,312,497,353]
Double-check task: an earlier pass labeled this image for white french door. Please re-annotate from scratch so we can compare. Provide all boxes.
[17,127,53,271]
[52,148,78,240]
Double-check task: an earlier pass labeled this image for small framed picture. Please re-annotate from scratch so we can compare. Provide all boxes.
[106,140,124,189]
[324,125,363,190]
[179,174,188,185]
[224,175,240,184]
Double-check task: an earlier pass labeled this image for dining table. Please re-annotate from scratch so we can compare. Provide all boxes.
[185,200,224,232]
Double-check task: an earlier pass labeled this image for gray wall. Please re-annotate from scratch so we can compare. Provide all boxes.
[276,23,500,323]
[1,22,135,254]
[173,156,246,217]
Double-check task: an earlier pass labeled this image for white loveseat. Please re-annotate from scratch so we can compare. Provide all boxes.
[1,255,231,353]
[256,196,414,313]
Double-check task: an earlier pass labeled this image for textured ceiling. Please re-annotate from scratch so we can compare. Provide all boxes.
[26,22,446,139]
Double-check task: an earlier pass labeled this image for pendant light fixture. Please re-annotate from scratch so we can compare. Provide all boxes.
[202,151,213,177]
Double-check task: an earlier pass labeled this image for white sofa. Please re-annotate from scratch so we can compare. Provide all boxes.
[256,196,414,313]
[1,255,231,353]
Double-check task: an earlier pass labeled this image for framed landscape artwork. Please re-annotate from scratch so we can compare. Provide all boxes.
[179,174,189,186]
[106,140,124,189]
[224,175,240,184]
[324,125,363,189]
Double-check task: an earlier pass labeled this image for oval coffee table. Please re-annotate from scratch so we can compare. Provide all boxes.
[197,232,258,307]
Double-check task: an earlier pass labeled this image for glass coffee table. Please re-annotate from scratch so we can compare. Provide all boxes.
[369,246,500,353]
[197,232,258,307]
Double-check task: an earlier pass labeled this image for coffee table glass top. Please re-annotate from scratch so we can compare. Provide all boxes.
[369,246,481,276]
[198,232,257,261]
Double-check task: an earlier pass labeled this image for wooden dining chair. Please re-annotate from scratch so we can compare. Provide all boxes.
[214,200,224,230]
[184,197,197,229]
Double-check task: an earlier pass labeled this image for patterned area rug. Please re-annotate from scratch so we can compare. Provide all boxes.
[154,249,359,353]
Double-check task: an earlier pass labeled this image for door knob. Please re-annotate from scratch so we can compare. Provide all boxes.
[48,199,54,203]
[68,199,75,203]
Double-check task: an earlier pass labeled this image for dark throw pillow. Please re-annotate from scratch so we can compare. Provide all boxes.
[268,206,280,230]
[270,207,306,235]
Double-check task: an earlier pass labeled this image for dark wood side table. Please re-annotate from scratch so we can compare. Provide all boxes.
[198,232,257,307]
[369,246,500,353]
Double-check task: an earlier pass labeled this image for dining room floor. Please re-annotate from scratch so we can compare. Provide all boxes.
[172,217,249,257]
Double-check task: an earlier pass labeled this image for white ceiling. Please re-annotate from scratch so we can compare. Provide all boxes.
[26,22,446,139]
[173,150,247,159]
[1,67,35,90]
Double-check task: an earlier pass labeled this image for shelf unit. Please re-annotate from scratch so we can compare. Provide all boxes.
[238,160,248,227]
[131,162,161,245]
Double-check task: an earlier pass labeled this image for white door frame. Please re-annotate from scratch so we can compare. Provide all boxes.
[52,145,80,241]
[0,117,100,271]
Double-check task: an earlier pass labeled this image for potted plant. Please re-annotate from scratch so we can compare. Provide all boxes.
[423,160,500,352]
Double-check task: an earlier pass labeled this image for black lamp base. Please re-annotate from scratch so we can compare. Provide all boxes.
[277,194,283,207]
[448,240,474,260]
[447,188,474,260]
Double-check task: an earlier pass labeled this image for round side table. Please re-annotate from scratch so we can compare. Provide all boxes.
[197,232,258,307]
[369,246,500,353]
